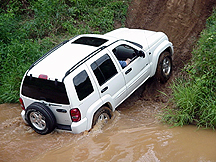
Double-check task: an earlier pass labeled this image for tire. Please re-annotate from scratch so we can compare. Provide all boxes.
[25,102,56,135]
[92,106,112,128]
[155,51,172,83]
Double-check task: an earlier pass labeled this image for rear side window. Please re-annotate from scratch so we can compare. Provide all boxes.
[73,70,94,100]
[91,54,117,86]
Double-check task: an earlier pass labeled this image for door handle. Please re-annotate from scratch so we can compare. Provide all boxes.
[101,86,108,93]
[125,68,132,75]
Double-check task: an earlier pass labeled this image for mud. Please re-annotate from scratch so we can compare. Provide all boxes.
[1,0,216,161]
[126,0,215,71]
[125,0,216,103]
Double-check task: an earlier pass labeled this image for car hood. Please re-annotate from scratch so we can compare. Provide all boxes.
[105,28,167,50]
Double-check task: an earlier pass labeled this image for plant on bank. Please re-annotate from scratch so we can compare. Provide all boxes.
[0,0,129,103]
[161,9,216,129]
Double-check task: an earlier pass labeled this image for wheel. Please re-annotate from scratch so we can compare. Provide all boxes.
[92,106,112,128]
[25,102,56,135]
[155,51,172,83]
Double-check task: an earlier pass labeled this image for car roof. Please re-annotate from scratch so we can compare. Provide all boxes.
[27,28,161,81]
[27,34,118,81]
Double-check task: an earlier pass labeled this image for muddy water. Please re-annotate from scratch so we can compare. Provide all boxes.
[1,103,216,162]
[2,1,216,161]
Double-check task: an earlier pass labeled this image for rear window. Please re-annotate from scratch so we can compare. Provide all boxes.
[22,76,69,104]
[73,70,94,101]
[72,37,108,47]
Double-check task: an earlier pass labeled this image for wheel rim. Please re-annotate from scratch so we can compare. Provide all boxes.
[29,111,46,130]
[98,113,110,123]
[162,57,171,76]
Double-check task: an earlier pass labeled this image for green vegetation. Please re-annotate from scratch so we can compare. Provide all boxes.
[161,9,216,129]
[1,1,215,130]
[0,0,129,103]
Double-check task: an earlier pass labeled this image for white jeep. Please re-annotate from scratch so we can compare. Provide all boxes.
[19,28,173,135]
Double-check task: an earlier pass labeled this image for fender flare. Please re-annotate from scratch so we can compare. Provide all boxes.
[85,94,114,130]
[150,40,174,77]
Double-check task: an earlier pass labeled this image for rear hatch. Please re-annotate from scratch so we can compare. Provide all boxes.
[21,74,74,127]
[21,75,69,105]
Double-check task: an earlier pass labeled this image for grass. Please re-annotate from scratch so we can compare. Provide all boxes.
[160,9,216,129]
[0,0,130,103]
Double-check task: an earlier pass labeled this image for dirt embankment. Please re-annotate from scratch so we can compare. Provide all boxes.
[120,0,216,106]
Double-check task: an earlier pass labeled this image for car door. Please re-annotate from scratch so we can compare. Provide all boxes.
[64,65,102,121]
[108,42,151,97]
[86,52,127,108]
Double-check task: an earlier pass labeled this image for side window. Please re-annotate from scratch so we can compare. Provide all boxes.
[91,54,117,86]
[112,45,137,61]
[73,70,94,100]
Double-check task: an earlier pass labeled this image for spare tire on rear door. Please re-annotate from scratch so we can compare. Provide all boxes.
[25,102,56,135]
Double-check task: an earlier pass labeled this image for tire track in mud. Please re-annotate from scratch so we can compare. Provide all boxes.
[127,0,216,72]
[121,0,216,108]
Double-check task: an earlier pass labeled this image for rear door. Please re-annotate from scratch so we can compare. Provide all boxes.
[86,51,127,108]
[64,65,101,120]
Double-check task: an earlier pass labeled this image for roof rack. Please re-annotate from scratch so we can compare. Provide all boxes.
[62,39,143,82]
[62,45,107,82]
[28,40,69,71]
[25,34,143,81]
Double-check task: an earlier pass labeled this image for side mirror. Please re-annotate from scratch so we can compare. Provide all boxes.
[138,51,145,58]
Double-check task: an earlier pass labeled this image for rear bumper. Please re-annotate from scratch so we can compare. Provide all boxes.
[71,117,88,134]
[21,110,28,124]
[56,117,87,134]
[21,110,88,134]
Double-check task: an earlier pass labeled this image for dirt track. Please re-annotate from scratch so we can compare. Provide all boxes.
[117,0,216,109]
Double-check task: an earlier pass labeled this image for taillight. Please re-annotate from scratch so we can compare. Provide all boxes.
[39,74,48,79]
[19,98,25,110]
[70,108,81,122]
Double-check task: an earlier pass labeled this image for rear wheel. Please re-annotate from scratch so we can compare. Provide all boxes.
[156,51,172,83]
[92,106,112,128]
[25,102,56,135]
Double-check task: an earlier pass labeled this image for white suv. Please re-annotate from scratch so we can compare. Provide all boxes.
[19,28,173,135]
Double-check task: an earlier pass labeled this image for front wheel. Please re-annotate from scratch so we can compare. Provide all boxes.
[155,51,172,83]
[92,106,112,128]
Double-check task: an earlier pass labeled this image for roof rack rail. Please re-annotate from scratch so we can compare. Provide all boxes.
[62,46,107,82]
[62,39,143,82]
[62,39,125,82]
[28,40,69,71]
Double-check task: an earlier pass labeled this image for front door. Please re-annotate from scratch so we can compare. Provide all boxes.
[109,43,151,96]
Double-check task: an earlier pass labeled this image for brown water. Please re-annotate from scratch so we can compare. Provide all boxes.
[1,103,216,162]
[2,1,216,161]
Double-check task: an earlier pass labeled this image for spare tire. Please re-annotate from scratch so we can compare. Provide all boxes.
[25,102,56,135]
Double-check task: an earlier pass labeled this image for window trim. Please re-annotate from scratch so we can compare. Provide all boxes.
[73,70,94,101]
[91,54,118,86]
